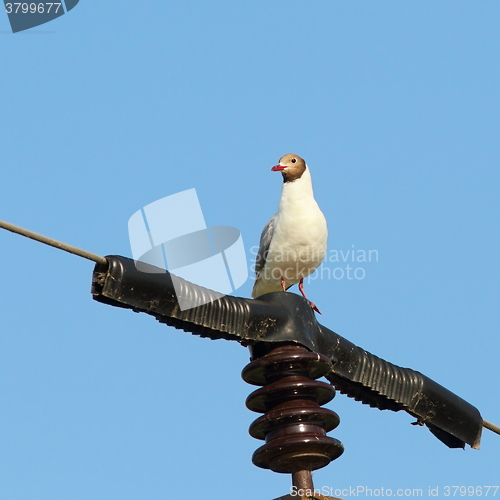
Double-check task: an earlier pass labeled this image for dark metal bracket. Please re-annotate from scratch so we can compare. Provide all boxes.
[91,255,483,451]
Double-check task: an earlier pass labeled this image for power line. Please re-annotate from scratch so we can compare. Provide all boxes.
[0,219,107,265]
[483,419,500,436]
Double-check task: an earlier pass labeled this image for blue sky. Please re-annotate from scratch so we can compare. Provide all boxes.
[1,2,499,499]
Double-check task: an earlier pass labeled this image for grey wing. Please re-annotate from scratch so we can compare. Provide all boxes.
[254,213,277,276]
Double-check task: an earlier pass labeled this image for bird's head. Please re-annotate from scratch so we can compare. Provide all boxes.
[271,153,307,182]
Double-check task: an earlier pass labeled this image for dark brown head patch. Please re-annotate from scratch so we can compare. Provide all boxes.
[278,153,307,183]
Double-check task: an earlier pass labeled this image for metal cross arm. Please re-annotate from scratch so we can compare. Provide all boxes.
[92,255,484,450]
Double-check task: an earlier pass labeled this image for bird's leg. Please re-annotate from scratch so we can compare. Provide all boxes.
[280,275,287,292]
[298,278,322,314]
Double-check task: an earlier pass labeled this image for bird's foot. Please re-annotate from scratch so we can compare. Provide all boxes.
[309,301,322,315]
[297,278,321,313]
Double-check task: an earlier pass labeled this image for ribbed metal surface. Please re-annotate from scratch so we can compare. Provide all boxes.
[339,345,424,410]
[168,274,252,337]
[92,256,255,342]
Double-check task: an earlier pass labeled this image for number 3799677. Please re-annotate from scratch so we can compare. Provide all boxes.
[5,3,62,14]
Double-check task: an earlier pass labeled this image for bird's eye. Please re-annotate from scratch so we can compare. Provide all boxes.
[291,158,297,163]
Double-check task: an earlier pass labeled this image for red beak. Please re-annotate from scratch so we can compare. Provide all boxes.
[271,165,286,171]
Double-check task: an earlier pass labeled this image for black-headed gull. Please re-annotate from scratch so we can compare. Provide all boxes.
[252,154,327,313]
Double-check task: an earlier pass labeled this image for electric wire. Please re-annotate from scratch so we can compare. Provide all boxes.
[483,419,500,436]
[0,219,107,265]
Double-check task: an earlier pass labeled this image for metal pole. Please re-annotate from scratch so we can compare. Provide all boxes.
[292,469,315,492]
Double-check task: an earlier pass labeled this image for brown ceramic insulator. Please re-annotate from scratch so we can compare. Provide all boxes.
[249,400,340,440]
[242,344,334,385]
[252,432,344,473]
[245,375,335,413]
[242,344,344,474]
